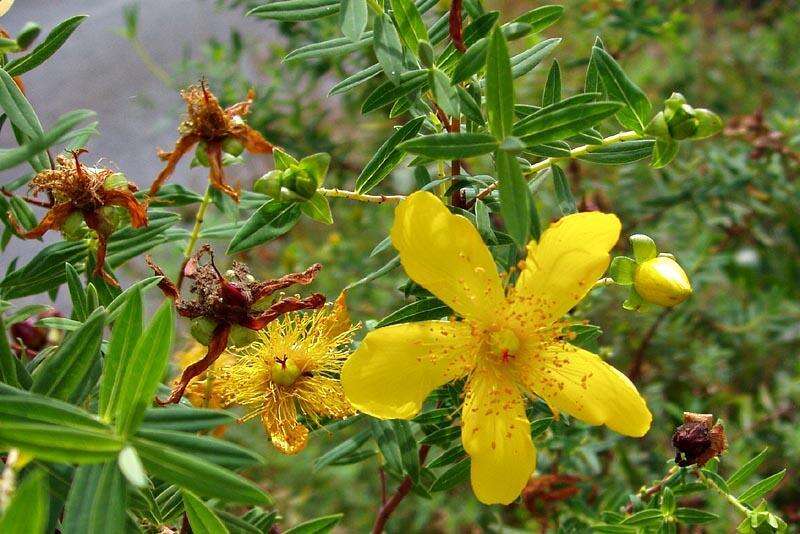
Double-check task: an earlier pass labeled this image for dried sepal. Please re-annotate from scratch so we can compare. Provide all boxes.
[672,412,727,467]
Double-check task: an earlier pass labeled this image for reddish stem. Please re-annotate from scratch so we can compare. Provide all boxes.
[371,444,431,534]
[449,0,466,52]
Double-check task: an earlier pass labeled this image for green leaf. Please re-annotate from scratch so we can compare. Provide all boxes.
[117,445,149,488]
[369,419,403,474]
[674,508,718,525]
[513,96,622,146]
[106,211,180,268]
[429,457,470,492]
[510,37,560,79]
[399,132,499,159]
[140,406,236,432]
[429,68,459,116]
[0,421,122,463]
[391,420,420,482]
[485,26,514,139]
[99,287,143,422]
[0,313,21,387]
[551,164,576,214]
[621,509,664,526]
[62,462,126,534]
[183,491,230,534]
[391,0,428,55]
[374,14,405,84]
[65,263,88,321]
[362,69,427,113]
[0,393,108,431]
[5,16,88,76]
[328,64,383,96]
[738,469,786,505]
[114,301,174,435]
[0,67,44,138]
[30,307,105,401]
[495,150,529,248]
[609,256,636,285]
[314,429,371,471]
[451,37,488,84]
[133,437,272,505]
[512,5,564,33]
[376,297,450,327]
[227,201,301,254]
[591,46,651,132]
[651,137,679,168]
[577,139,654,164]
[285,34,370,62]
[0,470,48,534]
[248,0,339,21]
[284,514,344,534]
[727,448,769,490]
[542,60,561,106]
[340,0,367,41]
[420,425,460,445]
[136,428,263,469]
[356,116,425,194]
[300,192,333,224]
[456,86,484,125]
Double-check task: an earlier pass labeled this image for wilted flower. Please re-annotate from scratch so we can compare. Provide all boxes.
[9,310,62,358]
[342,191,651,505]
[173,341,235,410]
[149,81,274,201]
[7,150,147,284]
[672,412,727,467]
[218,294,358,454]
[146,244,325,404]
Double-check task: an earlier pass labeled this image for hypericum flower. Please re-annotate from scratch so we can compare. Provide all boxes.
[0,0,13,17]
[342,191,651,505]
[174,341,235,409]
[6,150,148,284]
[218,294,358,454]
[146,244,325,405]
[149,81,274,201]
[634,256,692,307]
[672,412,727,467]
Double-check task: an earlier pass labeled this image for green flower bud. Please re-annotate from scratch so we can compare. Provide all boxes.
[97,206,123,235]
[634,255,692,307]
[190,317,217,346]
[60,211,88,241]
[281,168,298,191]
[691,108,723,140]
[271,357,301,387]
[221,136,245,157]
[195,141,210,167]
[253,170,283,199]
[644,111,670,139]
[664,92,688,116]
[293,172,318,200]
[227,324,258,348]
[667,104,699,140]
[103,172,129,191]
[418,40,435,68]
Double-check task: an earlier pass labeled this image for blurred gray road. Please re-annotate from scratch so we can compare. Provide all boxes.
[0,0,265,286]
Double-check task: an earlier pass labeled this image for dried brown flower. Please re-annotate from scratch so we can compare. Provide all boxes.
[6,149,148,284]
[146,244,325,405]
[149,82,274,201]
[672,412,727,467]
[725,110,800,163]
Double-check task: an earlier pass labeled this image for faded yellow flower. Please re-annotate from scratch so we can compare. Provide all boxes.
[218,295,358,454]
[342,191,651,505]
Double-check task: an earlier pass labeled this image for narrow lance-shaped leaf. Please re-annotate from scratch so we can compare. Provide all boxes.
[374,13,405,84]
[591,45,651,132]
[399,132,499,159]
[5,15,88,76]
[0,469,49,534]
[340,0,367,41]
[495,150,530,248]
[391,0,429,55]
[551,164,577,214]
[542,59,561,106]
[62,462,127,534]
[356,116,425,194]
[227,201,301,254]
[183,491,230,534]
[485,26,514,139]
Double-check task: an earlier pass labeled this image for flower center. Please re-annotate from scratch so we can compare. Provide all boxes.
[489,328,520,363]
[271,355,301,387]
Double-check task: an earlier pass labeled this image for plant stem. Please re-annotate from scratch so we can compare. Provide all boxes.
[372,444,431,533]
[475,130,642,200]
[366,0,384,15]
[696,469,750,516]
[129,37,174,89]
[318,188,404,204]
[177,185,213,289]
[624,465,680,513]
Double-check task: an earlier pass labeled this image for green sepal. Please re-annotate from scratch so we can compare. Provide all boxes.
[623,287,644,311]
[609,256,637,285]
[629,234,658,262]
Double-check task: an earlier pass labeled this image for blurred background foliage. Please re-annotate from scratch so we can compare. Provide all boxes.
[113,0,798,531]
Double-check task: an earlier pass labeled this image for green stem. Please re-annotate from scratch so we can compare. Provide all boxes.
[366,0,384,15]
[129,37,174,89]
[696,469,750,516]
[475,130,643,200]
[177,185,213,289]
[318,187,404,204]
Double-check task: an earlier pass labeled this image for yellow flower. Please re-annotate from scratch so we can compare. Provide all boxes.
[634,255,692,307]
[0,0,13,17]
[174,342,235,410]
[342,191,652,505]
[218,295,358,455]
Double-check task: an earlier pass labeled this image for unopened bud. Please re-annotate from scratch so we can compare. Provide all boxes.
[253,170,283,199]
[195,141,210,167]
[227,324,258,348]
[190,317,217,346]
[634,255,692,307]
[667,104,699,140]
[221,136,245,157]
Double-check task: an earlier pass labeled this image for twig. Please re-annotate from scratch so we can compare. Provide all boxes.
[318,188,404,204]
[623,465,680,513]
[371,444,431,533]
[177,185,212,289]
[628,308,671,381]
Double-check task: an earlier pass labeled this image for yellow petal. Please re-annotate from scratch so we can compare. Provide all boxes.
[462,366,536,505]
[261,395,309,455]
[391,191,504,324]
[520,342,651,437]
[342,321,476,419]
[514,212,620,323]
[0,0,13,17]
